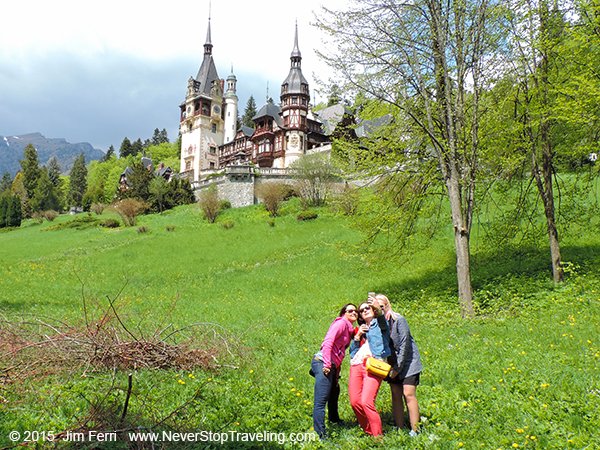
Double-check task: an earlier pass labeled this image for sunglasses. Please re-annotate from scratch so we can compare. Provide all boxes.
[359,306,372,313]
[345,308,358,314]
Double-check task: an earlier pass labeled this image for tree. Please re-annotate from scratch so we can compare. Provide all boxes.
[495,0,596,283]
[119,137,133,158]
[122,159,153,201]
[149,177,170,212]
[131,138,144,157]
[165,177,195,208]
[151,128,169,145]
[31,168,61,212]
[47,157,62,187]
[291,153,340,207]
[316,0,498,317]
[103,145,116,162]
[241,95,257,128]
[20,144,41,200]
[69,153,88,208]
[8,195,22,227]
[0,196,6,227]
[0,173,12,194]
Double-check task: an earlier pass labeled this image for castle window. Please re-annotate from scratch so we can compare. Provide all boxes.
[292,97,298,105]
[202,102,210,116]
[210,162,215,169]
[185,160,191,170]
[209,146,216,154]
[211,123,217,133]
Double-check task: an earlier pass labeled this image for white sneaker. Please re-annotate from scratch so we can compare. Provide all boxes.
[409,430,419,437]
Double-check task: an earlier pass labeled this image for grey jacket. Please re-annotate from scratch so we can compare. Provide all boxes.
[387,312,423,379]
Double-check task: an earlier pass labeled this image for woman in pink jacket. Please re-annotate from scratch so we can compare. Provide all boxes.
[311,303,358,439]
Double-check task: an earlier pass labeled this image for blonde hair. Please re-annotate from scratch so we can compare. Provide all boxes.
[375,293,390,305]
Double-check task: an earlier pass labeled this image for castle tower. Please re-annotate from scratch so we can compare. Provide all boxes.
[280,23,310,167]
[179,17,225,181]
[223,67,238,144]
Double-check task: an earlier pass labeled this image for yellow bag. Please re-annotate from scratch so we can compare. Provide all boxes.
[365,357,391,379]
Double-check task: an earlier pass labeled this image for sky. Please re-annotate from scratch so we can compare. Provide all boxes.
[0,0,348,152]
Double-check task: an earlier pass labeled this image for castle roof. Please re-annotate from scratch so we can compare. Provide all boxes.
[252,103,283,127]
[281,24,308,96]
[195,18,220,97]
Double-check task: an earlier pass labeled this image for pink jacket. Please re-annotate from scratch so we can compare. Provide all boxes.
[319,317,354,369]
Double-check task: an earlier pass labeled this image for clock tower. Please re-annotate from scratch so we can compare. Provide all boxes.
[179,17,225,181]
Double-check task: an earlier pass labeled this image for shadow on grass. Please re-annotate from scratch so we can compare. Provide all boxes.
[373,243,600,303]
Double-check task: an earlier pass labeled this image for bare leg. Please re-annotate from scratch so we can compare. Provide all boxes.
[390,382,405,429]
[403,384,420,432]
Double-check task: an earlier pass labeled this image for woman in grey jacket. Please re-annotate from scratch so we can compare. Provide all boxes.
[376,294,422,435]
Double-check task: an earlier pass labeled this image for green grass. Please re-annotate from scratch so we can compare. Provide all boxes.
[0,199,599,449]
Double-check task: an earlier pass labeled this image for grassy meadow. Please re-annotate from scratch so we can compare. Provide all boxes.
[0,197,599,449]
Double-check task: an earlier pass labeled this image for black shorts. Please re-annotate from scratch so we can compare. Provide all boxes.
[387,372,420,386]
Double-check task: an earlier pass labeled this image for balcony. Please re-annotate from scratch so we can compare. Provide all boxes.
[256,151,274,168]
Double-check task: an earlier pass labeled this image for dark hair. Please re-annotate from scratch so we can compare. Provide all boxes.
[357,302,371,325]
[339,303,358,317]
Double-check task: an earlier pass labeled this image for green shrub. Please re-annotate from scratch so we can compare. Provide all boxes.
[198,186,220,223]
[220,219,235,230]
[297,210,318,221]
[219,200,232,210]
[90,203,106,215]
[42,210,59,221]
[113,198,147,227]
[100,218,120,228]
[46,214,99,230]
[256,182,288,217]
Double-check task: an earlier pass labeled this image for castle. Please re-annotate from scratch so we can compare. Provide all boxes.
[178,18,342,184]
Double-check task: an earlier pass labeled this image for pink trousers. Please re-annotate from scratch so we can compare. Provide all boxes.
[348,363,384,436]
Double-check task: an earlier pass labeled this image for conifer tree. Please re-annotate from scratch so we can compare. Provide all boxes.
[0,172,12,194]
[20,144,41,200]
[242,95,257,128]
[103,145,116,161]
[122,159,153,201]
[0,196,6,227]
[159,128,169,143]
[120,137,133,157]
[32,168,61,212]
[151,128,169,145]
[69,153,87,208]
[47,157,62,187]
[7,195,22,227]
[131,138,144,156]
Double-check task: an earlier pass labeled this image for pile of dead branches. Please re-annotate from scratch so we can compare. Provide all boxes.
[0,290,242,383]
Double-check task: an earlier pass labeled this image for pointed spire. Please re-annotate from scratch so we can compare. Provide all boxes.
[204,6,213,55]
[291,20,301,59]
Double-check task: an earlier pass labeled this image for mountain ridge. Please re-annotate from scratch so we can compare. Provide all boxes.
[0,132,105,177]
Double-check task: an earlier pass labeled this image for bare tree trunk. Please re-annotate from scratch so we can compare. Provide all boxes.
[532,148,564,283]
[447,174,475,318]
